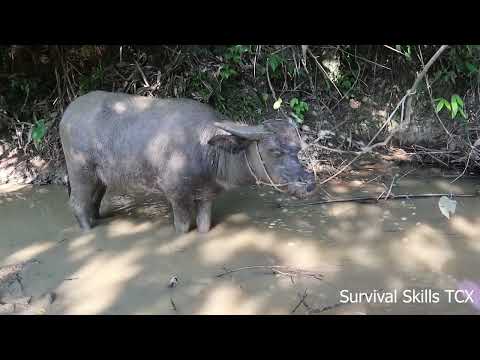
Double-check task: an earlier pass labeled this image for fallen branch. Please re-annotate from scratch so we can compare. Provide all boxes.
[216,265,323,281]
[402,45,450,142]
[307,302,344,314]
[277,192,479,208]
[134,59,150,88]
[170,297,177,312]
[291,289,309,314]
[318,92,410,185]
[318,45,450,185]
[378,174,398,201]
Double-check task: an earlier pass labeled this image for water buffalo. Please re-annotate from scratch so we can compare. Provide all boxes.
[60,91,316,233]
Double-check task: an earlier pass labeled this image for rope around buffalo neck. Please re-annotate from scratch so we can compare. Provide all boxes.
[244,142,288,193]
[243,123,309,193]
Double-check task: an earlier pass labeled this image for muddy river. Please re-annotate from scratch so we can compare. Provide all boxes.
[1,173,480,315]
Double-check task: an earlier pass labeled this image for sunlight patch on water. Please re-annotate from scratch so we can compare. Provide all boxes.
[390,224,454,273]
[59,248,145,314]
[0,184,29,193]
[451,216,480,252]
[3,241,56,265]
[346,246,383,269]
[198,229,276,264]
[328,203,359,218]
[195,283,266,315]
[107,219,154,238]
[69,233,95,250]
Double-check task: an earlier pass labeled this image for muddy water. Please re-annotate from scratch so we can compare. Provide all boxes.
[1,175,480,315]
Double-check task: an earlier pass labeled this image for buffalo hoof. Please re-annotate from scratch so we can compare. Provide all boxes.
[174,223,190,234]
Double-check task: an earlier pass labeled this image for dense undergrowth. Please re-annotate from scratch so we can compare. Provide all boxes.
[1,45,480,185]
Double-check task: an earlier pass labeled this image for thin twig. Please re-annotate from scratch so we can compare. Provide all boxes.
[170,297,177,312]
[403,45,450,132]
[318,46,450,185]
[383,45,407,56]
[216,265,324,281]
[291,289,308,314]
[327,46,391,70]
[307,48,343,97]
[319,92,409,185]
[425,76,452,138]
[277,192,478,208]
[134,59,150,88]
[451,150,472,184]
[331,64,364,112]
[265,63,276,100]
[381,174,397,200]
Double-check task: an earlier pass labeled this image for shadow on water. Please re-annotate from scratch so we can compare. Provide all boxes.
[1,174,480,315]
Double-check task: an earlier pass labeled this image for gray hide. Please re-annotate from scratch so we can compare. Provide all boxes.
[60,91,316,233]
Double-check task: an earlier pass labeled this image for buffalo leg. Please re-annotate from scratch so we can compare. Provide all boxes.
[69,181,97,230]
[92,184,106,219]
[169,197,194,234]
[196,200,212,233]
[68,167,103,230]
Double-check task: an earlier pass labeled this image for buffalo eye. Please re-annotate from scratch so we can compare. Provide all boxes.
[269,148,284,157]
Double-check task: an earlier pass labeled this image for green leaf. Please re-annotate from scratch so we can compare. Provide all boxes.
[342,80,352,88]
[436,100,445,113]
[452,94,464,107]
[451,100,459,118]
[290,98,299,108]
[32,120,46,144]
[292,112,304,123]
[466,62,477,74]
[444,100,451,112]
[459,107,467,119]
[267,54,283,73]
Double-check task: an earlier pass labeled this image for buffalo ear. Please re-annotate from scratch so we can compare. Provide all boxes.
[208,135,250,153]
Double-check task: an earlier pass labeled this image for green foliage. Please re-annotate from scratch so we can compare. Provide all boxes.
[267,54,283,73]
[31,119,46,149]
[435,94,467,120]
[217,45,250,86]
[396,45,412,61]
[451,46,480,79]
[286,61,299,78]
[335,51,362,97]
[189,71,215,102]
[2,45,480,162]
[219,64,238,82]
[266,53,286,80]
[433,46,480,86]
[289,98,308,123]
[214,83,264,122]
[79,64,105,94]
[337,72,356,93]
[224,45,251,65]
[10,77,36,97]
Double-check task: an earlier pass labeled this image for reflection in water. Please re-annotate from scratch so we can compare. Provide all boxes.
[0,176,480,315]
